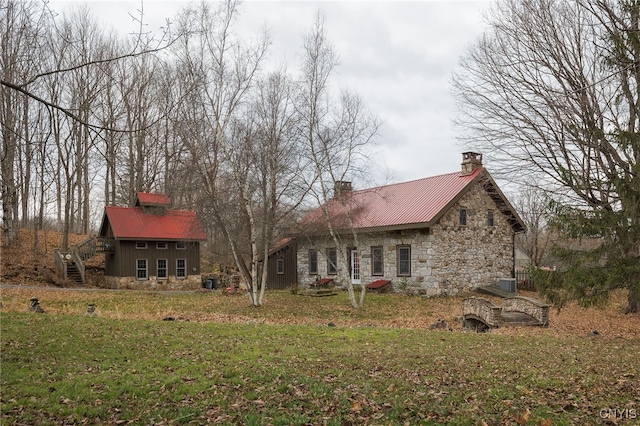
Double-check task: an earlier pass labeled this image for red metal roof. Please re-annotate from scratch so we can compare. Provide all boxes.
[102,206,206,241]
[136,192,171,207]
[299,168,484,232]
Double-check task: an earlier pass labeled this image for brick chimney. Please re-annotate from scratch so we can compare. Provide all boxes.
[333,181,353,198]
[461,152,483,175]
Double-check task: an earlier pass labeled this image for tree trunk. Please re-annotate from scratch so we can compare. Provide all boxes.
[626,285,639,314]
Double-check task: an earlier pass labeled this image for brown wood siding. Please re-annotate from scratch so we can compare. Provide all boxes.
[263,244,297,290]
[105,240,201,279]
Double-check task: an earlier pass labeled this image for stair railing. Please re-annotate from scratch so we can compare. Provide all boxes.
[54,237,97,285]
[74,236,97,261]
[54,250,68,280]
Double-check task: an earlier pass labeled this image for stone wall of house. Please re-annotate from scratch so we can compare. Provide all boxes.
[296,181,515,296]
[104,275,202,291]
[427,182,514,295]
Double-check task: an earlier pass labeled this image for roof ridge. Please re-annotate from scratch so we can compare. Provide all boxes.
[350,168,482,194]
[105,205,196,213]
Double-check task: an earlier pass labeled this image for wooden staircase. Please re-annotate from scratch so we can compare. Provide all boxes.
[54,236,99,285]
[66,262,84,285]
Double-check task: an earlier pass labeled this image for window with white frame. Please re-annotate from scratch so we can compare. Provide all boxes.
[136,259,148,279]
[176,259,186,278]
[276,259,284,275]
[176,242,186,250]
[157,242,167,249]
[136,242,147,249]
[157,259,167,279]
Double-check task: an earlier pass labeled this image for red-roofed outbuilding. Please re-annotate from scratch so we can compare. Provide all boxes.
[98,193,207,290]
[294,153,526,295]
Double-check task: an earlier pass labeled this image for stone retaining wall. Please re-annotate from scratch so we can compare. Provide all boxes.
[104,275,202,291]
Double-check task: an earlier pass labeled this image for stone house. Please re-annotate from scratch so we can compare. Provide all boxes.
[98,192,207,290]
[294,153,526,296]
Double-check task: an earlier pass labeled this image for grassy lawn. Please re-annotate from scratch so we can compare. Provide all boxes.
[1,289,638,425]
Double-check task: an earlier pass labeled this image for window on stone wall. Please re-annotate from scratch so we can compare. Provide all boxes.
[327,247,337,275]
[371,246,384,276]
[277,259,285,275]
[397,245,411,277]
[459,208,468,226]
[487,209,494,227]
[309,249,318,275]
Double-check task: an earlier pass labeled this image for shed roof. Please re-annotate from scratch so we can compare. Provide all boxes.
[100,206,206,241]
[298,168,525,233]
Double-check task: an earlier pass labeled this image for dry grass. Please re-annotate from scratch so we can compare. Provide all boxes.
[0,287,638,341]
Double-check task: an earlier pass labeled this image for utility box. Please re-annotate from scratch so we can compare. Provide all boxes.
[499,278,516,293]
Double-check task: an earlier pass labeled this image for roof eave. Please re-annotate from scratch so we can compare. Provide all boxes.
[292,221,432,237]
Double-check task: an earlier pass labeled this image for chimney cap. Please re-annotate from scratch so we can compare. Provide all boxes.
[462,152,482,161]
[333,180,353,198]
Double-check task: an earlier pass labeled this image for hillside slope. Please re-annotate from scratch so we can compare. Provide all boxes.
[0,229,104,287]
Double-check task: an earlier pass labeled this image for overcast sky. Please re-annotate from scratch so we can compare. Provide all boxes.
[52,0,493,187]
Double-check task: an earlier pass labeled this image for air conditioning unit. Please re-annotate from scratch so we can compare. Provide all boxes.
[499,278,516,293]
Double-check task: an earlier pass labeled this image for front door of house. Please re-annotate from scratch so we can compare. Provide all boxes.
[351,249,361,284]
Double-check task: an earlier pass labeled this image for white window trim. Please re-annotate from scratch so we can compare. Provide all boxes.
[157,259,168,280]
[157,242,168,249]
[176,258,187,279]
[136,259,148,280]
[276,259,285,275]
[176,242,186,250]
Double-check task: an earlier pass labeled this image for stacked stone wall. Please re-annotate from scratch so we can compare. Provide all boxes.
[105,275,202,291]
[428,183,514,295]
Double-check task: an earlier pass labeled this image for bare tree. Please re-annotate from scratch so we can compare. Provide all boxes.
[298,14,379,309]
[173,0,274,306]
[1,0,179,247]
[452,0,640,312]
[244,71,308,305]
[512,187,552,267]
[1,0,49,244]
